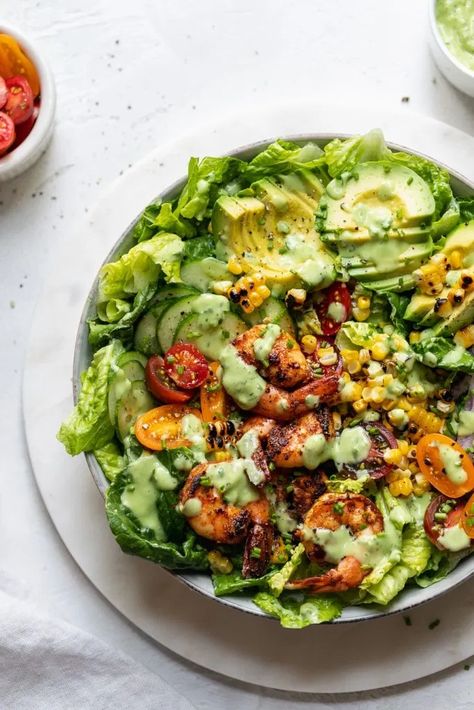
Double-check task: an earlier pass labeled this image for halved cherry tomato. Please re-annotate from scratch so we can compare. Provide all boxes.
[308,336,343,378]
[315,282,351,336]
[0,34,40,97]
[164,343,209,390]
[200,361,229,422]
[0,77,7,109]
[145,355,192,404]
[11,101,39,150]
[4,76,34,125]
[0,112,15,156]
[424,494,465,549]
[343,422,396,479]
[462,492,474,539]
[417,433,474,498]
[135,405,201,451]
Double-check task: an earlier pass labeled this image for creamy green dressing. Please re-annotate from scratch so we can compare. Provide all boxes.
[206,460,260,506]
[352,203,393,238]
[191,293,229,329]
[302,426,371,470]
[121,456,166,540]
[436,0,474,72]
[154,459,179,490]
[327,301,347,323]
[180,414,207,462]
[219,344,266,409]
[236,429,259,458]
[305,394,320,409]
[302,525,395,567]
[438,524,471,551]
[431,441,468,485]
[279,233,335,288]
[458,410,474,436]
[377,181,395,201]
[253,324,281,366]
[182,497,202,517]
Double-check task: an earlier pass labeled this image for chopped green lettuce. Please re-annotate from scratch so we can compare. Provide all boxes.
[337,321,379,348]
[325,476,374,495]
[57,340,124,455]
[94,441,126,481]
[459,198,474,223]
[98,232,184,302]
[89,283,157,348]
[383,293,410,336]
[416,547,472,587]
[178,156,242,221]
[212,570,271,596]
[412,337,474,373]
[253,591,344,628]
[267,543,305,597]
[243,139,325,181]
[323,129,389,177]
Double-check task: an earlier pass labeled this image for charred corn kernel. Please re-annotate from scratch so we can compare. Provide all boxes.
[371,341,390,361]
[341,349,359,362]
[384,448,403,465]
[434,298,453,318]
[391,334,408,352]
[432,253,448,266]
[357,296,371,310]
[388,408,409,427]
[386,469,403,483]
[413,482,430,496]
[320,352,338,366]
[362,387,372,402]
[270,537,289,565]
[347,360,362,375]
[227,256,243,275]
[454,324,474,348]
[212,280,234,296]
[253,272,265,287]
[249,291,263,307]
[341,381,363,402]
[301,334,317,354]
[448,288,465,306]
[398,397,413,412]
[398,440,410,456]
[460,271,474,293]
[340,371,351,384]
[352,399,367,414]
[208,550,233,575]
[286,288,307,307]
[409,331,421,344]
[449,250,462,269]
[212,451,233,462]
[332,412,342,430]
[409,405,443,434]
[408,462,419,474]
[389,477,413,497]
[359,348,371,364]
[353,307,370,321]
[371,386,386,403]
[437,401,455,414]
[381,399,396,411]
[256,284,271,299]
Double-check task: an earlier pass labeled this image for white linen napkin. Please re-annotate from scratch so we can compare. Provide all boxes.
[0,575,195,710]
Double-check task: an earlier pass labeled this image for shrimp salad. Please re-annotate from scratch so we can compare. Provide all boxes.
[59,130,474,627]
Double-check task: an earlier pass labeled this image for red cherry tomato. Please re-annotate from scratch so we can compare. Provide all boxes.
[4,75,34,125]
[145,355,192,404]
[424,495,466,550]
[0,77,7,109]
[164,343,209,390]
[316,282,351,336]
[11,101,39,150]
[0,111,15,156]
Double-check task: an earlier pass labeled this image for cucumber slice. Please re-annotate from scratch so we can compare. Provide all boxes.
[156,294,200,353]
[175,312,247,360]
[181,257,233,292]
[242,296,295,334]
[108,370,132,425]
[120,360,145,382]
[117,351,148,368]
[116,381,155,440]
[155,285,198,302]
[134,299,182,355]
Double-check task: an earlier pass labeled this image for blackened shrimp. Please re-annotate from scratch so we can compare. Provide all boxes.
[251,375,339,422]
[266,410,333,468]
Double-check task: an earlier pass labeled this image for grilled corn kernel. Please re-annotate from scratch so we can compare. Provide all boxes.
[389,478,414,497]
[409,406,443,434]
[371,342,390,361]
[454,324,474,349]
[408,462,420,474]
[352,399,367,414]
[347,360,362,375]
[449,250,462,269]
[227,256,243,275]
[388,408,409,428]
[332,412,342,430]
[253,272,265,287]
[460,271,474,293]
[249,291,263,307]
[359,348,371,364]
[398,440,410,456]
[386,469,403,483]
[413,483,429,496]
[301,334,317,354]
[357,296,371,310]
[212,451,233,462]
[256,284,271,299]
[353,307,370,322]
[371,386,386,403]
[409,331,421,344]
[286,288,307,307]
[212,280,234,295]
[341,349,359,362]
[384,448,403,465]
[341,381,363,402]
[448,288,465,306]
[208,550,233,575]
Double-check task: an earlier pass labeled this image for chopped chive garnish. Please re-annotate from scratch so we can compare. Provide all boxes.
[250,547,262,559]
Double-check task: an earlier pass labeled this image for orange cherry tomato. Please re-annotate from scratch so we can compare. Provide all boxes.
[0,34,40,97]
[200,361,228,422]
[462,492,474,539]
[135,404,202,451]
[416,433,474,498]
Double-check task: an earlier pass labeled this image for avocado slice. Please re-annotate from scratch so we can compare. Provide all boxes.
[442,220,474,266]
[433,290,474,335]
[323,162,435,233]
[211,169,334,289]
[404,293,436,322]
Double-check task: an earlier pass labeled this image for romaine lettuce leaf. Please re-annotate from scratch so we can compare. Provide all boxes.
[459,198,474,223]
[415,547,472,587]
[94,441,126,481]
[98,232,184,301]
[152,202,196,238]
[325,476,374,495]
[323,129,390,177]
[383,293,410,336]
[253,591,344,628]
[88,283,157,348]
[267,543,305,597]
[183,234,216,261]
[431,197,460,238]
[178,156,243,221]
[106,469,208,570]
[57,340,124,455]
[212,570,271,596]
[337,321,379,348]
[412,337,474,373]
[243,139,325,181]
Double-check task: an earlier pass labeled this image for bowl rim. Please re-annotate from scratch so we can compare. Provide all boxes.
[0,22,56,178]
[429,0,474,79]
[73,131,474,624]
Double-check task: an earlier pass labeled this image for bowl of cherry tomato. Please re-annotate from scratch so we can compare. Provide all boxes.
[0,24,56,182]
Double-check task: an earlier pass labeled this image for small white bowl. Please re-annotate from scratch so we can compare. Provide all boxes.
[429,0,474,97]
[0,23,56,182]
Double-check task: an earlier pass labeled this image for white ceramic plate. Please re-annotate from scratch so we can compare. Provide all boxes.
[74,132,474,624]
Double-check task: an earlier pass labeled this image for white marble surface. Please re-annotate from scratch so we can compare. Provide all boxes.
[2,0,474,707]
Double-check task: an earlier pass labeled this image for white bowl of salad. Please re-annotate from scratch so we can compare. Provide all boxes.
[59,129,474,628]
